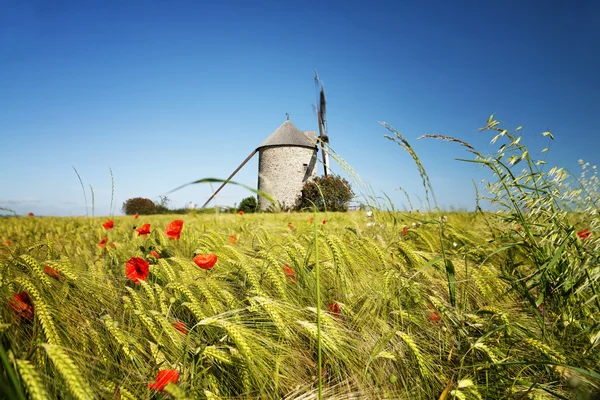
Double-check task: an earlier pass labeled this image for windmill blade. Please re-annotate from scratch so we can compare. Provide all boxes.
[313,69,330,176]
[319,83,327,126]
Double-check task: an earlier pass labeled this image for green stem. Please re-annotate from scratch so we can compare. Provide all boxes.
[0,341,26,400]
[314,211,322,400]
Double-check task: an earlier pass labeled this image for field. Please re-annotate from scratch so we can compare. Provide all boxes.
[1,118,599,399]
[0,209,598,400]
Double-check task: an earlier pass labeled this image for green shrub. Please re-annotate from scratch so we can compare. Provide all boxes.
[121,197,157,215]
[295,175,353,212]
[238,196,258,213]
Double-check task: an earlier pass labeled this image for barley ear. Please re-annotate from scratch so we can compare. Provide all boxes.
[17,279,61,345]
[43,344,94,400]
[165,382,189,400]
[16,359,49,400]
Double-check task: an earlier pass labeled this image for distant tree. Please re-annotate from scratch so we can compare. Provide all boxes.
[238,196,258,213]
[295,175,354,212]
[122,197,157,215]
[156,195,171,214]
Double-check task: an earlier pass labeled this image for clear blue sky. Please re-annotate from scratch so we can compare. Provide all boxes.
[1,0,598,216]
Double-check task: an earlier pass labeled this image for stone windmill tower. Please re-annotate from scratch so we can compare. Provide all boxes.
[256,118,318,210]
[201,117,318,210]
[201,72,329,211]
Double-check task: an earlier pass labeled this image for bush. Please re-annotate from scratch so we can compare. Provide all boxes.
[122,197,157,215]
[295,175,353,212]
[238,196,258,213]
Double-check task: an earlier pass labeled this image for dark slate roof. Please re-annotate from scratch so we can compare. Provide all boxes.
[256,120,317,150]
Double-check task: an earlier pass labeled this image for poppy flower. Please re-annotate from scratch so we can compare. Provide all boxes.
[125,257,150,284]
[28,212,34,216]
[98,237,108,247]
[108,243,117,248]
[288,222,294,230]
[228,235,237,245]
[283,264,297,282]
[165,220,184,240]
[102,220,114,230]
[328,302,341,317]
[577,228,592,240]
[428,312,440,323]
[309,217,314,223]
[9,291,34,321]
[401,226,409,235]
[322,219,326,225]
[44,266,61,280]
[238,210,244,216]
[150,250,161,259]
[147,369,179,392]
[3,241,11,246]
[172,321,187,335]
[134,213,139,219]
[136,224,151,237]
[193,254,217,270]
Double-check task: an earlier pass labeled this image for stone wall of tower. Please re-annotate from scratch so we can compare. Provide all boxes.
[257,145,318,211]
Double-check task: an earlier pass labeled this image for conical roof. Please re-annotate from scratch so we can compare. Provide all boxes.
[256,120,317,150]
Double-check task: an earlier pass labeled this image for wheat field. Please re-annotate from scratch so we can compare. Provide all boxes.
[1,117,599,399]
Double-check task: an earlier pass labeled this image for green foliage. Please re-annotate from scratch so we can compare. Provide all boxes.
[239,196,258,213]
[296,175,354,212]
[121,197,157,215]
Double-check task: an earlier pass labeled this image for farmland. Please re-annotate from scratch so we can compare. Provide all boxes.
[1,207,598,399]
[1,119,600,399]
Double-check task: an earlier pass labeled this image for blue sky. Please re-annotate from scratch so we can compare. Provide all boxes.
[1,0,599,216]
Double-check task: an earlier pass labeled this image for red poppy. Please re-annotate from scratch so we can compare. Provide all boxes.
[136,224,151,237]
[282,264,297,282]
[108,243,117,248]
[193,254,217,270]
[288,222,294,230]
[28,212,34,216]
[98,237,108,247]
[577,228,592,240]
[102,220,114,230]
[328,302,341,317]
[228,235,237,245]
[147,369,179,391]
[322,219,326,225]
[165,220,184,240]
[238,210,244,216]
[9,291,34,321]
[125,257,150,284]
[150,250,161,259]
[134,213,139,219]
[44,266,61,280]
[309,217,314,223]
[173,321,187,335]
[401,226,409,235]
[3,241,11,246]
[428,312,440,323]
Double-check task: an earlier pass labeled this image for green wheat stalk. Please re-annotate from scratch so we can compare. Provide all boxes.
[72,166,88,216]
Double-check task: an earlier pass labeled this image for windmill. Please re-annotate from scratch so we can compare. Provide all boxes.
[314,70,330,176]
[201,119,318,210]
[200,73,328,210]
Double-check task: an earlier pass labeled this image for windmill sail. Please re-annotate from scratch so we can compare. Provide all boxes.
[314,70,330,176]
